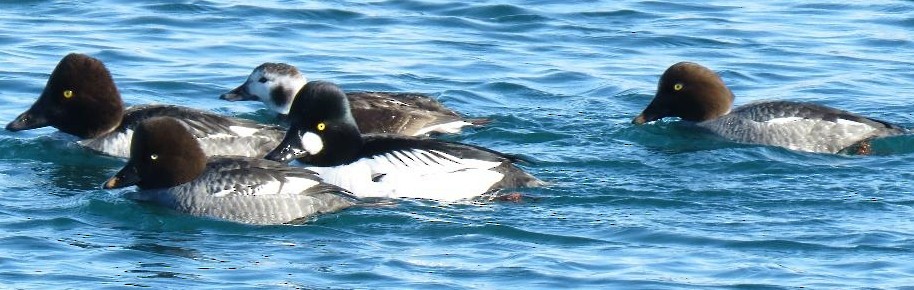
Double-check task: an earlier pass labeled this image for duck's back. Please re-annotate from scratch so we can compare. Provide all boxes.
[81,105,284,158]
[348,92,477,136]
[698,101,905,153]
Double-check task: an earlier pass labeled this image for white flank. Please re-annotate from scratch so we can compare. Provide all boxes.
[306,149,503,201]
[79,129,134,158]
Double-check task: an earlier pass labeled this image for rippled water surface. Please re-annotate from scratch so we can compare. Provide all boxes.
[1,1,914,288]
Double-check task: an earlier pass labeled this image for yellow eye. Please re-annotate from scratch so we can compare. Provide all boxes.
[150,154,158,160]
[317,122,326,131]
[63,90,74,99]
[673,83,683,91]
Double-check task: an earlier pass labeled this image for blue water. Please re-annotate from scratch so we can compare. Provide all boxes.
[1,0,914,288]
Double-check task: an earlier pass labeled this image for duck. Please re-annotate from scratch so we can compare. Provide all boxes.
[5,53,285,158]
[102,117,357,225]
[263,81,543,201]
[219,62,485,136]
[632,62,907,154]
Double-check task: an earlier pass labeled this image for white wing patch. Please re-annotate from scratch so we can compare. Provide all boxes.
[278,176,320,195]
[763,117,804,125]
[412,121,473,136]
[211,177,319,198]
[836,118,867,127]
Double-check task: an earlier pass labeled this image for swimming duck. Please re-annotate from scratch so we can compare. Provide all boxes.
[219,62,484,136]
[632,62,906,154]
[6,53,284,158]
[263,81,543,201]
[103,117,356,225]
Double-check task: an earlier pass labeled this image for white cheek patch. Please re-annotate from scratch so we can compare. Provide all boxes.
[300,131,324,155]
[247,75,270,102]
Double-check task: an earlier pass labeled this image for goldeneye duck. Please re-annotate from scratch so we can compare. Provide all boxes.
[263,81,544,201]
[5,53,285,158]
[219,62,485,136]
[103,117,356,225]
[632,62,906,154]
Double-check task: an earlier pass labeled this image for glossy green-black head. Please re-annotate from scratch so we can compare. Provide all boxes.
[633,62,734,124]
[6,53,125,138]
[103,117,206,190]
[264,81,362,166]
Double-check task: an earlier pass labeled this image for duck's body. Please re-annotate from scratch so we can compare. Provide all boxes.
[264,81,542,201]
[220,63,482,136]
[698,101,905,153]
[104,117,355,225]
[78,104,283,157]
[5,53,283,158]
[297,134,541,201]
[633,62,906,154]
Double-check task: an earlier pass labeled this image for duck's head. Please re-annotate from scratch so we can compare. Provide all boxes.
[633,62,734,124]
[265,81,362,166]
[220,62,307,116]
[103,117,206,190]
[6,53,125,138]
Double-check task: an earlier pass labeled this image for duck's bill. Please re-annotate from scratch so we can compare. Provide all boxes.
[632,112,664,125]
[219,84,257,101]
[264,134,309,163]
[631,105,667,125]
[102,162,140,189]
[6,109,50,131]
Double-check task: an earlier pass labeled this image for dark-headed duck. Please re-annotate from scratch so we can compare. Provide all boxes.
[6,53,285,158]
[103,117,356,225]
[633,62,906,154]
[264,81,543,201]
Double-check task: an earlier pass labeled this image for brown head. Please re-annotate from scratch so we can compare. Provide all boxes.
[6,53,125,138]
[632,62,734,124]
[103,117,206,190]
